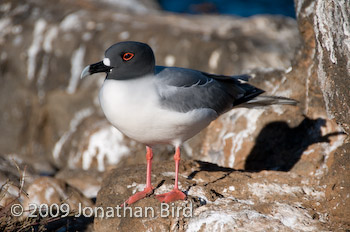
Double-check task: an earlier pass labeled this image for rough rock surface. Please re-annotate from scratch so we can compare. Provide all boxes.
[21,177,93,216]
[95,160,329,231]
[55,168,105,199]
[293,0,350,229]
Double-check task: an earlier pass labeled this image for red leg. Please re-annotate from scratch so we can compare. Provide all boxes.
[155,146,186,203]
[123,146,154,206]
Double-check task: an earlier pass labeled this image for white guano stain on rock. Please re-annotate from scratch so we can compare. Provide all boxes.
[82,32,92,41]
[285,66,292,73]
[52,108,94,160]
[27,19,46,81]
[44,186,56,202]
[186,197,321,232]
[188,186,210,203]
[186,199,274,232]
[33,26,58,99]
[314,129,345,177]
[264,75,287,95]
[82,185,101,199]
[202,108,264,167]
[314,2,330,115]
[43,26,58,53]
[154,183,183,195]
[248,182,303,199]
[37,54,50,100]
[186,209,244,232]
[314,0,350,70]
[67,45,85,94]
[248,182,325,201]
[12,25,22,34]
[302,148,315,156]
[119,31,130,40]
[127,182,147,194]
[295,0,303,17]
[100,0,152,13]
[60,12,82,31]
[304,1,315,18]
[0,2,11,12]
[315,2,336,64]
[297,0,315,18]
[208,49,221,70]
[0,182,20,199]
[81,125,130,171]
[302,186,325,200]
[165,55,175,66]
[271,202,317,232]
[0,18,12,42]
[225,108,264,167]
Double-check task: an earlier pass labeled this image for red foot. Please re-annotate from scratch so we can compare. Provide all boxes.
[122,186,154,206]
[155,188,186,203]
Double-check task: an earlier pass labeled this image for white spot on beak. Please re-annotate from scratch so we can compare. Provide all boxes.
[103,58,110,66]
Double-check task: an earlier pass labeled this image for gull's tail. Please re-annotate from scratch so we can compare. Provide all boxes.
[240,96,298,108]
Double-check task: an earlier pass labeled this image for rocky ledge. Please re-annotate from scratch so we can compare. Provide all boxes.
[95,160,330,231]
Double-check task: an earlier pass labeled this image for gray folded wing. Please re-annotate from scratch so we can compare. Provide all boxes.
[155,66,264,114]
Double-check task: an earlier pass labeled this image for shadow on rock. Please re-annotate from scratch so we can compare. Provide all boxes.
[244,117,344,172]
[187,160,236,180]
[25,215,94,232]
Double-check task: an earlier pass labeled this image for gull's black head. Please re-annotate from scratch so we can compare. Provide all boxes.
[81,41,155,80]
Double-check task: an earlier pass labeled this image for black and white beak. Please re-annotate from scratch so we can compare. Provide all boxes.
[80,58,112,79]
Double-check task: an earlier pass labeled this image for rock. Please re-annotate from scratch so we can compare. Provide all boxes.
[55,168,104,199]
[94,160,329,231]
[1,172,95,231]
[86,0,161,13]
[21,177,93,217]
[51,113,143,171]
[292,0,350,229]
[0,183,21,209]
[310,1,350,133]
[321,143,350,229]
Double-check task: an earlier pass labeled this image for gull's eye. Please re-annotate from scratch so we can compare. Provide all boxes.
[122,52,134,61]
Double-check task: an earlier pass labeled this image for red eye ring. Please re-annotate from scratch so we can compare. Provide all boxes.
[122,52,134,61]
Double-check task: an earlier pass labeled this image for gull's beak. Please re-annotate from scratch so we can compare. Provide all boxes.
[80,61,112,79]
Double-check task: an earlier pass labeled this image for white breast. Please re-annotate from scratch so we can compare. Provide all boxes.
[99,77,217,146]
